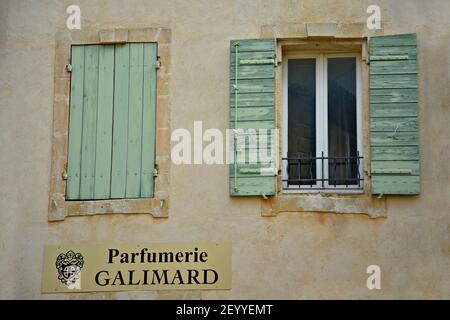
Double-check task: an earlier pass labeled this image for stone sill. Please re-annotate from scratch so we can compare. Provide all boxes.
[261,193,386,218]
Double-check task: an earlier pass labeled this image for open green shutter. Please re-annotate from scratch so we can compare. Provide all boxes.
[369,34,420,195]
[229,39,276,196]
[66,43,157,200]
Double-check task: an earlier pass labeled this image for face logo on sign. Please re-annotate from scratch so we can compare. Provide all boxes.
[55,250,84,289]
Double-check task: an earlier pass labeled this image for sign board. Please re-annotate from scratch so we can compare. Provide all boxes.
[42,242,231,293]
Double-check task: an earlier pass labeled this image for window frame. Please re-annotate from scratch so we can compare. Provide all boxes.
[48,28,171,221]
[281,52,363,193]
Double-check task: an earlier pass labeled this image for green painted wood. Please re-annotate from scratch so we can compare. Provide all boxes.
[370,34,420,195]
[140,43,157,198]
[371,160,419,175]
[229,39,276,196]
[230,51,275,63]
[370,88,418,103]
[371,131,418,146]
[234,149,275,164]
[93,45,115,199]
[230,64,275,80]
[372,168,412,175]
[230,92,274,107]
[371,102,418,117]
[229,176,275,196]
[370,60,417,75]
[370,74,417,89]
[110,44,130,198]
[125,43,145,198]
[230,78,275,93]
[239,59,275,65]
[371,117,418,132]
[66,43,158,201]
[369,46,417,60]
[229,163,274,177]
[230,39,275,52]
[371,146,419,161]
[230,120,275,130]
[230,106,274,121]
[66,46,85,200]
[370,55,408,61]
[232,130,275,150]
[370,33,416,46]
[371,175,420,195]
[79,45,99,199]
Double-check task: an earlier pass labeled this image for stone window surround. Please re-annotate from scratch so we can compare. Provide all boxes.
[259,23,386,218]
[48,28,171,221]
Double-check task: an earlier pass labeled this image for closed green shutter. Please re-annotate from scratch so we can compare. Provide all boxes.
[66,43,157,200]
[369,34,420,195]
[229,39,276,196]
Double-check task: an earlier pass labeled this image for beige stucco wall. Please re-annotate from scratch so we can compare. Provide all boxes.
[0,0,449,299]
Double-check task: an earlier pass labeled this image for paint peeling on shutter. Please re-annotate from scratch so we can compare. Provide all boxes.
[369,34,420,195]
[229,39,276,196]
[66,43,157,200]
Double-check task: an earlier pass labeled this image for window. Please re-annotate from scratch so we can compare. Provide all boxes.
[66,43,157,200]
[49,28,171,221]
[282,53,363,192]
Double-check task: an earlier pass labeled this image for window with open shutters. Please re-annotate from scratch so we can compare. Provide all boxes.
[229,34,420,198]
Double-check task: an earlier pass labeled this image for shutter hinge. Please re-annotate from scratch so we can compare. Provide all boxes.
[62,163,68,180]
[153,165,159,177]
[65,64,72,72]
[154,59,161,69]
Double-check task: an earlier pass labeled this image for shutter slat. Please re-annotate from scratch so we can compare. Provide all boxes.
[371,146,419,161]
[371,102,418,117]
[370,88,418,103]
[93,45,115,199]
[125,43,145,198]
[110,44,130,198]
[230,92,274,107]
[230,39,275,52]
[370,117,418,132]
[370,34,417,46]
[230,64,275,80]
[140,43,157,198]
[371,131,419,146]
[230,106,275,122]
[371,160,419,175]
[229,78,275,93]
[79,45,99,199]
[229,39,276,196]
[370,74,417,89]
[66,46,85,200]
[370,35,420,195]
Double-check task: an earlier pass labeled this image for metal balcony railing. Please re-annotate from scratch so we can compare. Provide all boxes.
[282,151,363,190]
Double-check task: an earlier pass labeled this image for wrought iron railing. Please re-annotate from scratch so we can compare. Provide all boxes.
[282,152,363,190]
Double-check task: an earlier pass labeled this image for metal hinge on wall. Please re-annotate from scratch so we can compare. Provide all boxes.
[153,165,159,177]
[154,59,161,69]
[62,163,68,180]
[65,64,72,72]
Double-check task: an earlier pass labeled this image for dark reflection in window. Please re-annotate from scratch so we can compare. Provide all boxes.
[327,57,357,185]
[287,59,316,185]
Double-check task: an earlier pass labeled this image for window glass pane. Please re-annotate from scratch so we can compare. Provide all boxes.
[288,59,316,185]
[327,57,357,185]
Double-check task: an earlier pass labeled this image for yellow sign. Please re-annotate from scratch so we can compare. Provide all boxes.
[42,243,231,293]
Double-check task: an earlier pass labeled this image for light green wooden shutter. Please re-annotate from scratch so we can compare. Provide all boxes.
[66,43,157,200]
[229,39,276,196]
[369,34,420,195]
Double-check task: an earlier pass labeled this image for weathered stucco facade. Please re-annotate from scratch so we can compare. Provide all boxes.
[0,0,449,299]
